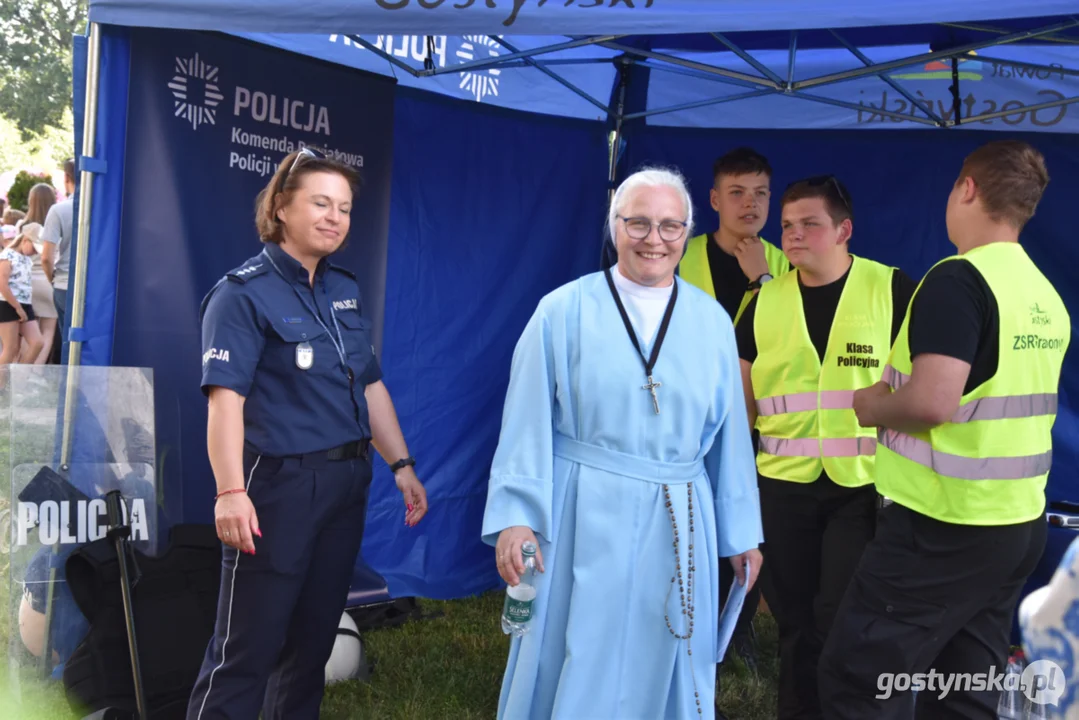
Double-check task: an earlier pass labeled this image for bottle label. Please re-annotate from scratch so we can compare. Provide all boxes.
[505,597,533,623]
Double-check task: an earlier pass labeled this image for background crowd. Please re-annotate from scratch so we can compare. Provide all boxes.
[0,159,76,365]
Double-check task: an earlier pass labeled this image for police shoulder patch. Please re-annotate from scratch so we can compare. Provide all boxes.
[226,255,271,284]
[326,263,357,281]
[198,277,228,323]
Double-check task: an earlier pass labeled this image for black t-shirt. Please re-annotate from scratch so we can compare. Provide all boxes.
[707,236,752,322]
[736,262,918,364]
[736,261,918,489]
[906,259,999,393]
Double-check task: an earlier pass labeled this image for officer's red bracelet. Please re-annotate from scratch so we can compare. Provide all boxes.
[215,488,247,500]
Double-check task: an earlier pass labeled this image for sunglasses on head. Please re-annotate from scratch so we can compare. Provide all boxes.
[288,146,327,175]
[788,174,853,216]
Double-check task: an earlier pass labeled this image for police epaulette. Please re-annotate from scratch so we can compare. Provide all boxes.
[327,263,356,280]
[226,259,270,284]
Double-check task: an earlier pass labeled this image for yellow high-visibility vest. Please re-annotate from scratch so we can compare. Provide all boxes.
[678,233,790,326]
[875,243,1070,525]
[751,256,895,486]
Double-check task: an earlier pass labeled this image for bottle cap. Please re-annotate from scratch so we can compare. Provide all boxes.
[522,541,537,556]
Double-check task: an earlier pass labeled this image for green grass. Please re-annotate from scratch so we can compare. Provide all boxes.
[0,591,779,719]
[324,591,779,719]
[0,671,81,719]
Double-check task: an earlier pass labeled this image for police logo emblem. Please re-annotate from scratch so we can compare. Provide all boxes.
[296,341,314,370]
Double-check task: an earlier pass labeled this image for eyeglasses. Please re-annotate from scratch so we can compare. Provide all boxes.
[618,216,688,242]
[288,146,327,175]
[790,175,853,217]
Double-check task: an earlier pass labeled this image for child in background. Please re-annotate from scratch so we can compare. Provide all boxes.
[0,224,44,364]
[1,209,26,249]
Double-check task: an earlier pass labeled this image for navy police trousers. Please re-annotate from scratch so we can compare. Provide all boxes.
[187,445,372,720]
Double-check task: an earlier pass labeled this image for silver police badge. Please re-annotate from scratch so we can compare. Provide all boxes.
[295,341,314,370]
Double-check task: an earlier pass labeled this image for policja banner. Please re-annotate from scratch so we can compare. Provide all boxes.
[108,27,396,600]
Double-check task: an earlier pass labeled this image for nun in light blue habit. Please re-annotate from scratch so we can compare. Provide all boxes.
[482,167,764,720]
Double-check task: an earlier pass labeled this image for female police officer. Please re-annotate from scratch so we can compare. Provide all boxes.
[187,147,428,720]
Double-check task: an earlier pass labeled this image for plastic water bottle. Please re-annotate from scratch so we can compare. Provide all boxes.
[997,654,1026,719]
[501,541,538,636]
[1027,694,1050,720]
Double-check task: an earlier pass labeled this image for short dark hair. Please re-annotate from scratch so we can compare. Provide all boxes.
[957,140,1048,230]
[712,147,772,184]
[63,159,76,186]
[781,175,853,225]
[254,148,362,245]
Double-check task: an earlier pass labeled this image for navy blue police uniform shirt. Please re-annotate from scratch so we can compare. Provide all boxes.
[199,242,382,456]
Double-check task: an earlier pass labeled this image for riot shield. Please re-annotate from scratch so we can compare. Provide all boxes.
[2,364,157,710]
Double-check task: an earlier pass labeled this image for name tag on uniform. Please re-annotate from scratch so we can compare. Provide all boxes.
[296,341,314,370]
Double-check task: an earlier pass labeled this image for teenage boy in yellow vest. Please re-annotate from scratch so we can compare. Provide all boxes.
[819,141,1070,719]
[679,148,789,689]
[679,147,791,325]
[735,176,917,720]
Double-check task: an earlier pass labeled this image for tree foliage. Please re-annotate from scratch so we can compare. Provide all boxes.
[0,107,74,176]
[0,0,87,138]
[6,170,54,211]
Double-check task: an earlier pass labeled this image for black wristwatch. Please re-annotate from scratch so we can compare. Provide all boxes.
[747,273,773,291]
[389,456,416,473]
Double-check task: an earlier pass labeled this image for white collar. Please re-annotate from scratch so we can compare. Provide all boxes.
[612,266,674,300]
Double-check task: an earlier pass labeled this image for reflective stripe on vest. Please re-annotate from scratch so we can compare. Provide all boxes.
[757,390,855,416]
[882,365,1058,423]
[759,435,877,457]
[877,428,1052,481]
[878,363,1058,480]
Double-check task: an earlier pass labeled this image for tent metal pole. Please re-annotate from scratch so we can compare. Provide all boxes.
[939,21,1079,45]
[637,59,770,89]
[951,57,963,125]
[830,30,943,124]
[787,31,798,88]
[62,19,102,456]
[41,19,102,681]
[608,63,629,203]
[599,42,779,89]
[425,35,621,77]
[973,54,1079,79]
[711,32,784,85]
[960,93,1079,124]
[490,36,610,114]
[623,88,777,121]
[348,35,422,77]
[495,58,618,68]
[787,90,940,126]
[795,18,1079,90]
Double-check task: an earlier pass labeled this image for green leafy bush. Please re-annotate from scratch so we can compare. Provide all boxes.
[5,171,54,212]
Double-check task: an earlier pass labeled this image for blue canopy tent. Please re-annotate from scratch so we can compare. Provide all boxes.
[72,1,1079,615]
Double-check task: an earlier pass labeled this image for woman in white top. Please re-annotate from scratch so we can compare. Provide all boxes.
[18,184,58,363]
[0,224,44,365]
